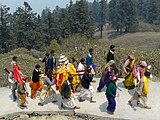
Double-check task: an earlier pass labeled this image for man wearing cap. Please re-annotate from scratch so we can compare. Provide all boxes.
[79,66,96,103]
[55,55,68,92]
[61,76,80,109]
[106,75,117,114]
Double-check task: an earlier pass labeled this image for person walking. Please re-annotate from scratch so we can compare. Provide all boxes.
[79,66,96,103]
[11,56,24,101]
[123,55,136,89]
[46,50,56,74]
[40,53,49,74]
[61,76,80,109]
[128,71,151,109]
[17,75,28,109]
[86,48,96,75]
[29,64,43,99]
[76,58,86,91]
[38,71,57,106]
[106,45,118,75]
[106,76,117,114]
[97,60,115,92]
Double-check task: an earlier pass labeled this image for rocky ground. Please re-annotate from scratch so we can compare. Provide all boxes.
[0,78,160,120]
[14,115,84,120]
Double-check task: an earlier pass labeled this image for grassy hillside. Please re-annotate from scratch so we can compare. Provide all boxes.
[96,31,160,78]
[0,32,159,87]
[52,34,160,78]
[109,32,160,50]
[0,48,44,87]
[97,31,160,50]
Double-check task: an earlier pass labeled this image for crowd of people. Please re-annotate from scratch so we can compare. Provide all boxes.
[5,45,152,115]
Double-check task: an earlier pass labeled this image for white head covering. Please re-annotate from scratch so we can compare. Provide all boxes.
[139,61,147,67]
[11,61,16,65]
[59,55,67,62]
[105,60,115,68]
[64,60,69,65]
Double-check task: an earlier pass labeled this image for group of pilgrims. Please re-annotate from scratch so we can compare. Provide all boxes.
[5,45,152,114]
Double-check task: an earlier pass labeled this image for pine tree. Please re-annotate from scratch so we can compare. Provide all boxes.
[99,0,108,38]
[0,4,11,53]
[109,0,138,33]
[12,2,37,50]
[143,0,160,24]
[70,0,95,38]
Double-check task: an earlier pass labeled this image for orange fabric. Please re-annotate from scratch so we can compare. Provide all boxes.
[18,92,26,106]
[29,80,42,98]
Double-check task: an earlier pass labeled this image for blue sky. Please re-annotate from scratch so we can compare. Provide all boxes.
[0,0,95,14]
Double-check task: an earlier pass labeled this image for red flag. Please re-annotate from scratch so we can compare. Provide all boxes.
[13,65,25,85]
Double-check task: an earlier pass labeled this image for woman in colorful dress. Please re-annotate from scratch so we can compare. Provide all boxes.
[123,55,137,89]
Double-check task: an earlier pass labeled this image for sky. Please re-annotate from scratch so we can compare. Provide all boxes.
[0,0,95,14]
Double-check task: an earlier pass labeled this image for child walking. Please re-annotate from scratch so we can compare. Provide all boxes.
[106,75,117,114]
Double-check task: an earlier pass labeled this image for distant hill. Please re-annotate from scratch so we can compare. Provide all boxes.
[96,31,160,50]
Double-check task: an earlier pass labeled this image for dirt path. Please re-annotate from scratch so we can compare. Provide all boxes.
[0,78,160,120]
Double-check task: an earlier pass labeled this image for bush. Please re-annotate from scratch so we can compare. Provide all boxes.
[137,21,160,32]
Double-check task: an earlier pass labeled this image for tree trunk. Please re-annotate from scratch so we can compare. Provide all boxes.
[120,26,122,34]
[125,26,128,32]
[100,25,103,39]
[117,26,119,32]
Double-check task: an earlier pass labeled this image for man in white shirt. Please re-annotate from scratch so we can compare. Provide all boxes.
[76,58,86,91]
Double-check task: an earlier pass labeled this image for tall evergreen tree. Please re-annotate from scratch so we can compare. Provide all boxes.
[32,14,46,50]
[109,0,120,32]
[92,0,100,25]
[143,0,160,24]
[70,0,95,38]
[12,2,37,50]
[41,7,61,44]
[0,5,11,53]
[99,0,108,38]
[109,0,138,33]
[59,8,71,38]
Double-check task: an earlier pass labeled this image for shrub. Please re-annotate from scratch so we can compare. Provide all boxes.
[137,21,160,32]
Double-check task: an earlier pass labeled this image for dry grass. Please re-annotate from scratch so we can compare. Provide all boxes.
[96,30,160,50]
[0,48,43,87]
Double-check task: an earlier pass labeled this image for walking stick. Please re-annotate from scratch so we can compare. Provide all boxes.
[2,64,11,88]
